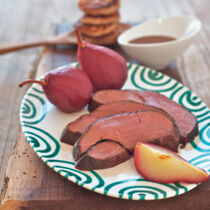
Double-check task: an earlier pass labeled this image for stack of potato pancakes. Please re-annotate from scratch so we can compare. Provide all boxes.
[76,0,121,45]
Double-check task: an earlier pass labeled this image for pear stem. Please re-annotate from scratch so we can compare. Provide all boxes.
[75,29,86,48]
[18,79,46,87]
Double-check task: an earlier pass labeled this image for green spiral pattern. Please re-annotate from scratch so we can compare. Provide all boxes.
[21,85,60,158]
[20,63,210,200]
[23,124,60,158]
[103,178,195,200]
[130,65,179,92]
[21,86,47,125]
[46,159,105,188]
[129,63,210,155]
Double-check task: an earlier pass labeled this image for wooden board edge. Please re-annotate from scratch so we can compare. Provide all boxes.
[0,48,50,206]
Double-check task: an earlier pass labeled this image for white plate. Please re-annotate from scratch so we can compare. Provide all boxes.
[20,63,210,200]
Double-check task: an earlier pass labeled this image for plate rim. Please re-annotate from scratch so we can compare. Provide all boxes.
[19,62,210,201]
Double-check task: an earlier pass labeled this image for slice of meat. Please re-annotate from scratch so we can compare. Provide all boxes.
[61,101,159,145]
[88,89,145,112]
[133,90,198,145]
[88,89,198,145]
[75,140,129,170]
[73,110,180,162]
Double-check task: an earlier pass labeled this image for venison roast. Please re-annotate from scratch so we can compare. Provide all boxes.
[61,101,159,145]
[74,110,181,170]
[76,140,130,170]
[88,89,198,145]
[88,89,144,112]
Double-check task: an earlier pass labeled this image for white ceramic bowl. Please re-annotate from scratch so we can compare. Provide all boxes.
[118,16,202,69]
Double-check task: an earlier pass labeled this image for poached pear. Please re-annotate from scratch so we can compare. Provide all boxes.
[19,66,93,113]
[134,142,209,183]
[75,29,128,91]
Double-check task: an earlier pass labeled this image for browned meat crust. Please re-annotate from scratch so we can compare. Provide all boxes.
[75,140,130,170]
[73,110,181,166]
[61,101,160,145]
[88,89,199,144]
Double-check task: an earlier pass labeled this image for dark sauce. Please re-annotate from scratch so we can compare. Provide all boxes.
[129,35,176,44]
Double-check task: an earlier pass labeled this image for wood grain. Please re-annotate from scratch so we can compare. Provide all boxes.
[0,0,81,197]
[0,0,210,209]
[1,22,210,209]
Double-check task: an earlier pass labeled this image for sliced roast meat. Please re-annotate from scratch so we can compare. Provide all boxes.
[133,90,198,145]
[73,110,180,163]
[88,89,145,112]
[88,89,198,145]
[61,101,158,145]
[75,140,130,170]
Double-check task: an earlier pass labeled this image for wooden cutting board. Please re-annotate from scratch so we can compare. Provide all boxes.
[1,23,209,210]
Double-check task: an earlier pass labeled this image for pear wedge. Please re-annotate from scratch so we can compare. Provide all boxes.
[134,142,209,183]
